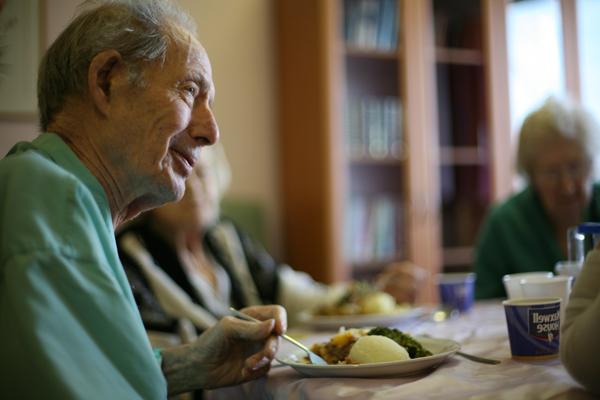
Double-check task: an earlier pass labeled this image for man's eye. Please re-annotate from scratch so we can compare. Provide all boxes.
[184,85,198,97]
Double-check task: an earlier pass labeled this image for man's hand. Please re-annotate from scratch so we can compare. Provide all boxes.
[161,305,286,395]
[375,261,427,304]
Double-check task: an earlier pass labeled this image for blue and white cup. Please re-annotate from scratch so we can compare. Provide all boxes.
[437,273,475,313]
[503,297,561,360]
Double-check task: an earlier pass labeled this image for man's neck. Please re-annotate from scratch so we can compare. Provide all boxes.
[48,115,134,229]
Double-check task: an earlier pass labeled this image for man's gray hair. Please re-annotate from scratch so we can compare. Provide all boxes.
[516,96,600,179]
[37,0,197,131]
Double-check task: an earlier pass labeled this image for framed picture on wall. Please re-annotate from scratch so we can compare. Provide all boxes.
[0,0,43,119]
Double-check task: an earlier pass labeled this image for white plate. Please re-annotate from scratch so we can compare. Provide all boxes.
[276,336,460,378]
[298,307,427,330]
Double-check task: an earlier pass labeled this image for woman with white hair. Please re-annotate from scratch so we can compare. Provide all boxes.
[117,144,426,338]
[474,97,600,299]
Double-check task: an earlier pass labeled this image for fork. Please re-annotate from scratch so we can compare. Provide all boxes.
[229,307,328,366]
[419,333,501,365]
[456,351,501,365]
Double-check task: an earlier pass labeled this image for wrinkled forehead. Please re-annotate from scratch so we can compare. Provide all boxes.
[166,25,214,93]
[170,24,206,59]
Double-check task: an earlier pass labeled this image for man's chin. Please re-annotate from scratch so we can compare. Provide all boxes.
[163,178,186,205]
[149,177,185,208]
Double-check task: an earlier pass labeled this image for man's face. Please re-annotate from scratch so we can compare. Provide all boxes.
[531,137,591,228]
[107,32,218,208]
[151,158,221,232]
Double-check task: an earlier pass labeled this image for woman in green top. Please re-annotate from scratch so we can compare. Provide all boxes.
[474,97,600,299]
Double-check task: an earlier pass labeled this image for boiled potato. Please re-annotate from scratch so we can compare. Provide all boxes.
[359,292,396,314]
[348,335,410,364]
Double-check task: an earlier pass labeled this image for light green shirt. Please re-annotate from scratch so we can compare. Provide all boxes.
[0,133,166,398]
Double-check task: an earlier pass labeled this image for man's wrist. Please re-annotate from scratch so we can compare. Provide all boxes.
[161,344,204,395]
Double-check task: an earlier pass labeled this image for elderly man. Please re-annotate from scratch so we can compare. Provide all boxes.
[0,1,285,398]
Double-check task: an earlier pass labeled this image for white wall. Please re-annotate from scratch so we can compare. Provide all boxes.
[0,0,81,156]
[0,0,281,256]
[181,0,280,256]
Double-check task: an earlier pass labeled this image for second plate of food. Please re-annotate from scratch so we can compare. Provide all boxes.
[298,306,427,330]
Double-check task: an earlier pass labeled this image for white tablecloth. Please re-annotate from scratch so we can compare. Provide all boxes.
[207,301,595,400]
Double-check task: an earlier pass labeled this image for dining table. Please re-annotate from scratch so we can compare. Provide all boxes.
[206,300,596,400]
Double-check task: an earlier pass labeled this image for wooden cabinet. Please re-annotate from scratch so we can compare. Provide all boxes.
[276,0,510,303]
[433,0,511,269]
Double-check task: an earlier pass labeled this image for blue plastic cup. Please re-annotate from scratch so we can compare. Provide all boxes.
[437,273,475,313]
[503,297,561,360]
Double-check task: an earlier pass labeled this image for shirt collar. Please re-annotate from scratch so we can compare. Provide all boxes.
[21,132,113,226]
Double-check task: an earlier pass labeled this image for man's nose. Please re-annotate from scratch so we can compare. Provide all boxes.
[189,105,219,146]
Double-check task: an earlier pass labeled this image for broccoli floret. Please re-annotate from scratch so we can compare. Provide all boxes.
[367,327,432,358]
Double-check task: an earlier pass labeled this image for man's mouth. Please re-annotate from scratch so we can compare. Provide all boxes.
[171,148,197,172]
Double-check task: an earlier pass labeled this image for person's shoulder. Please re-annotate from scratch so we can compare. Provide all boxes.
[478,187,540,238]
[0,147,91,232]
[0,145,79,191]
[487,187,531,218]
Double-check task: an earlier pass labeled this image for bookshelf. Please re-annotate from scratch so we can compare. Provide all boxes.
[276,0,510,302]
[435,0,486,271]
[433,0,511,271]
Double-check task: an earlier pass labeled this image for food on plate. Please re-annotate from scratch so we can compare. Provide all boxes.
[349,335,410,364]
[315,282,408,316]
[360,292,396,314]
[368,327,432,358]
[310,327,432,365]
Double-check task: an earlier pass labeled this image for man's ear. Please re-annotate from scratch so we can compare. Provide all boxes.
[87,49,125,117]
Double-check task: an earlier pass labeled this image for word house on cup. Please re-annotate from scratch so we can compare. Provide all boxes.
[529,306,560,343]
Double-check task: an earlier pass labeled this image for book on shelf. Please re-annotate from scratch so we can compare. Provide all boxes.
[346,97,366,157]
[385,96,403,158]
[358,0,380,49]
[344,0,359,45]
[371,196,396,259]
[377,0,398,50]
[365,97,387,159]
[344,0,398,51]
[344,195,367,261]
[345,96,403,160]
[344,194,403,264]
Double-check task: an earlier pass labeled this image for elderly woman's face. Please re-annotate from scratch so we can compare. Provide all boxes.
[151,159,221,232]
[530,137,592,227]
